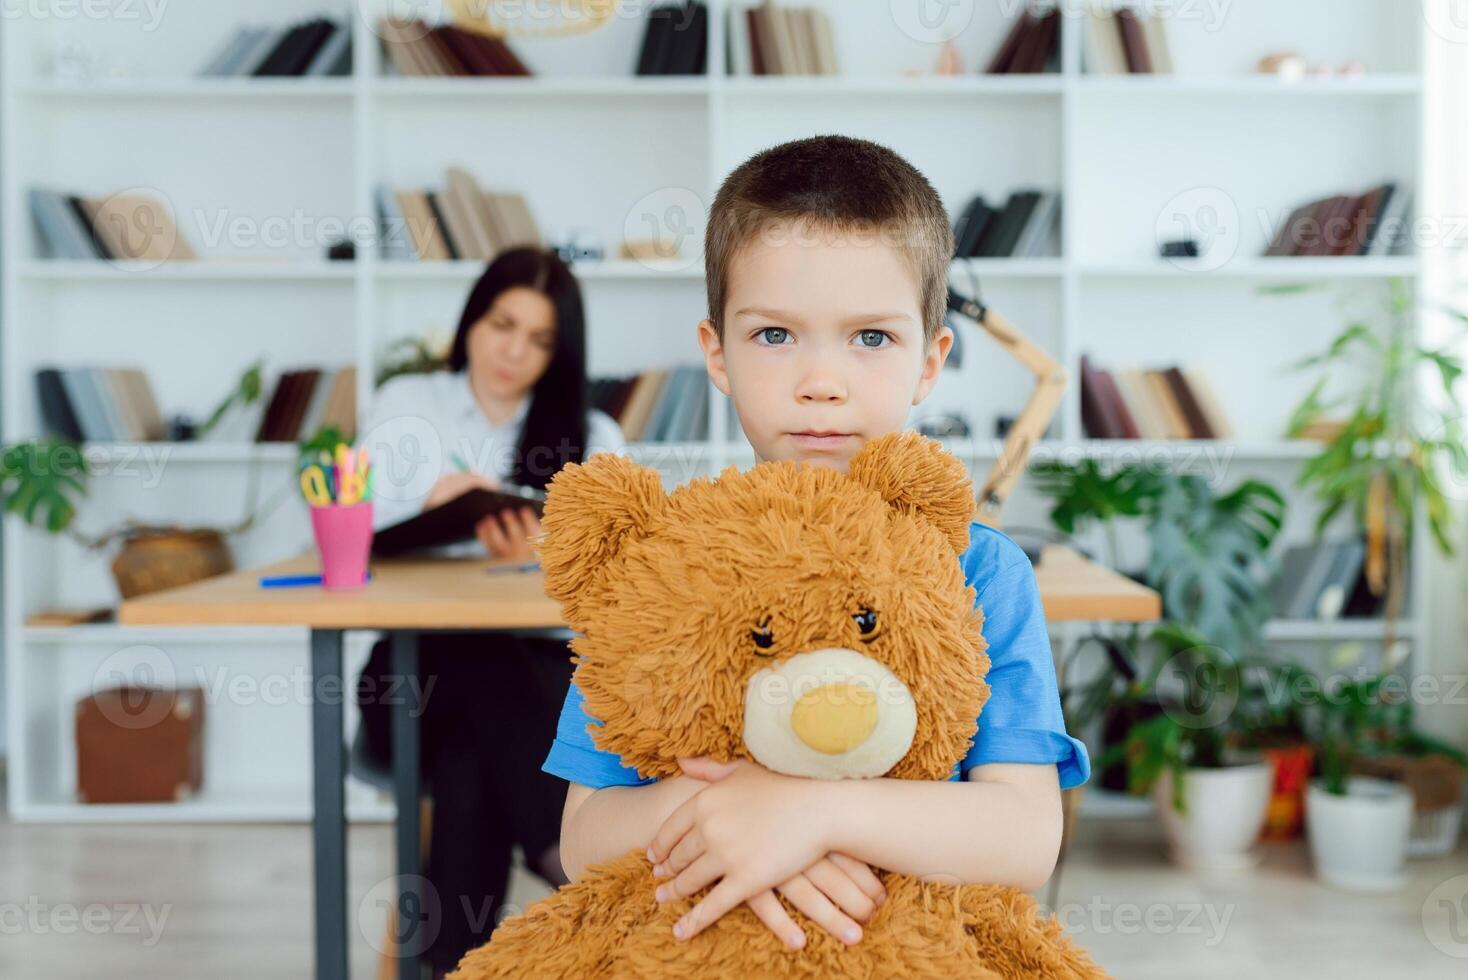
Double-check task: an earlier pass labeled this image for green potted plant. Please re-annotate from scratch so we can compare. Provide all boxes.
[1038,461,1287,867]
[2,366,313,601]
[1282,279,1468,644]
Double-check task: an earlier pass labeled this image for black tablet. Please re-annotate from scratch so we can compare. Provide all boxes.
[371,485,546,557]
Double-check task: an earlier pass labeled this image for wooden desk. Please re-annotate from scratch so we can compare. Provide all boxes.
[118,547,1158,980]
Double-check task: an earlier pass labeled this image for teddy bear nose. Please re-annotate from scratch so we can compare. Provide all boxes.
[743,647,917,780]
[790,684,878,754]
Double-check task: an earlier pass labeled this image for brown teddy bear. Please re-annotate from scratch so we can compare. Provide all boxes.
[449,432,1109,979]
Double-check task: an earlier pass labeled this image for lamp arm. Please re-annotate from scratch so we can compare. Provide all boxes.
[949,294,1069,522]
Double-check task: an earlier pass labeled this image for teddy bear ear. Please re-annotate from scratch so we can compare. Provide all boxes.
[847,432,976,555]
[535,452,667,628]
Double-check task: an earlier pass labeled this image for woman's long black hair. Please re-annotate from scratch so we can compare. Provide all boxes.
[448,247,588,491]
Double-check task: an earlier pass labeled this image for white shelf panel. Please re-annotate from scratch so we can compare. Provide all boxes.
[1264,619,1415,641]
[721,75,1065,96]
[374,258,701,282]
[372,76,709,99]
[1078,788,1155,820]
[19,261,355,282]
[11,782,392,824]
[1076,258,1419,280]
[1073,74,1422,97]
[55,442,303,464]
[17,78,356,100]
[23,623,309,644]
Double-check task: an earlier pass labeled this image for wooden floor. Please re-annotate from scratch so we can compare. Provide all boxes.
[2,803,1463,978]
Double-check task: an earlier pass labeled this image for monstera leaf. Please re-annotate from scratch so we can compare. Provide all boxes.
[1,440,90,533]
[1145,476,1285,656]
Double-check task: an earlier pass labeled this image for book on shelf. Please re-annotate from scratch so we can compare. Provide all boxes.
[985,8,1060,75]
[1079,355,1233,440]
[29,188,196,262]
[255,367,357,443]
[952,189,1060,258]
[35,367,166,442]
[379,168,541,262]
[589,366,709,442]
[377,17,531,77]
[196,17,352,78]
[1084,7,1172,75]
[1263,182,1411,258]
[726,1,838,76]
[637,1,708,75]
[1268,538,1395,622]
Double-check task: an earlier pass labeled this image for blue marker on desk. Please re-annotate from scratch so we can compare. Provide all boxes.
[260,571,373,588]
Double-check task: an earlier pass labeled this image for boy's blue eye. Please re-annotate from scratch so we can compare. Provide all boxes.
[857,330,889,349]
[756,327,790,346]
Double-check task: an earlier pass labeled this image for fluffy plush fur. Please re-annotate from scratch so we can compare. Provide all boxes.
[448,432,1109,979]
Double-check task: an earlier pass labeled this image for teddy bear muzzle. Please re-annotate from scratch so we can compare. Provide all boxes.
[742,647,917,780]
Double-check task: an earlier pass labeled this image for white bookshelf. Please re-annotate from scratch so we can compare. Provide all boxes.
[0,1,1428,821]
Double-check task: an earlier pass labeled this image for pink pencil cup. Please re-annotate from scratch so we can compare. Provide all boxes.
[309,501,374,591]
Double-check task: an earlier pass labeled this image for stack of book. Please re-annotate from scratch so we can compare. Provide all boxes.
[726,1,838,75]
[1270,538,1388,621]
[35,368,167,442]
[952,190,1060,259]
[378,168,541,262]
[985,8,1060,74]
[1079,356,1233,440]
[636,2,708,75]
[1084,7,1173,74]
[255,368,357,443]
[195,17,352,77]
[30,188,196,262]
[1264,183,1410,257]
[589,366,709,443]
[377,18,531,77]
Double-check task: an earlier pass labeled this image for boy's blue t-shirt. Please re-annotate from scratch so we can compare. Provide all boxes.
[542,521,1091,791]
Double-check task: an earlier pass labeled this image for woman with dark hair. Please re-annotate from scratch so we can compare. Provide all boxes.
[357,247,623,976]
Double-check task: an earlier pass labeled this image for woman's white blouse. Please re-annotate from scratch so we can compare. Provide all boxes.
[361,370,626,534]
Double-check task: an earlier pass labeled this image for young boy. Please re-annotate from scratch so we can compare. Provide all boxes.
[541,134,1089,950]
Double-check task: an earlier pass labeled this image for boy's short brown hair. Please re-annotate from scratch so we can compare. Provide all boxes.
[704,134,954,346]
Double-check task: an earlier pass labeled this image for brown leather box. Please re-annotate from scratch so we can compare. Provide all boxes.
[75,687,205,804]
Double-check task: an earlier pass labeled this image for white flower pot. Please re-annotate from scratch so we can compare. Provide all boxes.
[1153,763,1273,871]
[1306,777,1414,891]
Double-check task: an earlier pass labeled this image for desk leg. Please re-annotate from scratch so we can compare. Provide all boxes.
[391,631,423,980]
[310,629,348,980]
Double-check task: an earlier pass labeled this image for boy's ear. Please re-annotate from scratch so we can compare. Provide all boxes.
[848,432,976,555]
[535,453,667,629]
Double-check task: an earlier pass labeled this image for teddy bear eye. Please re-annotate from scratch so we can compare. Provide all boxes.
[853,608,879,640]
[751,619,775,653]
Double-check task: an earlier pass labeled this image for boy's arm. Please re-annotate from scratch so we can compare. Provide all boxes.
[559,778,707,882]
[649,759,1061,940]
[821,762,1062,889]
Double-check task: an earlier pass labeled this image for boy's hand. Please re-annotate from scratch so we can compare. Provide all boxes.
[745,854,886,949]
[646,757,853,943]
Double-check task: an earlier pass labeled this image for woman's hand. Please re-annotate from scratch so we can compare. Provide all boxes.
[476,506,542,561]
[646,758,840,944]
[424,470,499,511]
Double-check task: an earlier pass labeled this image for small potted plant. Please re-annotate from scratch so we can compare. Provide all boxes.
[1303,670,1417,891]
[1096,624,1275,871]
[1235,657,1315,840]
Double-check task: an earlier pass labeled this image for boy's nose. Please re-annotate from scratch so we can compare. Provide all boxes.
[795,370,846,402]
